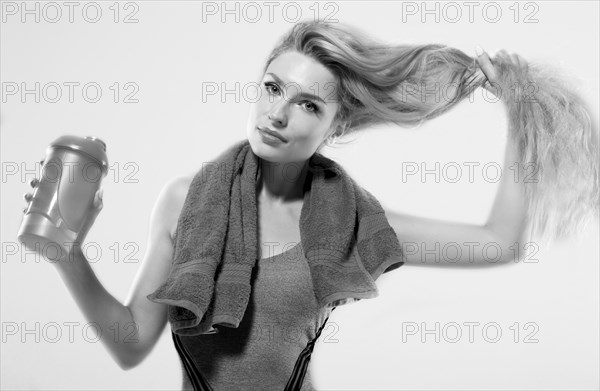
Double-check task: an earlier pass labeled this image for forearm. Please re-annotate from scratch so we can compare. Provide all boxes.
[484,135,529,249]
[52,246,140,369]
[391,136,530,266]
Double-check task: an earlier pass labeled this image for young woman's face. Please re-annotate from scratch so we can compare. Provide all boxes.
[246,50,341,163]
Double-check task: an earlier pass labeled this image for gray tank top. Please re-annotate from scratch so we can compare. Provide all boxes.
[171,242,335,391]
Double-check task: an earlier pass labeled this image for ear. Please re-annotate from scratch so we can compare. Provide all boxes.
[334,120,349,137]
[323,125,338,140]
[330,118,348,136]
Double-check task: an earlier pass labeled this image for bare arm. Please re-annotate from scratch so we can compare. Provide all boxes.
[52,175,191,369]
[384,48,531,268]
[385,134,529,267]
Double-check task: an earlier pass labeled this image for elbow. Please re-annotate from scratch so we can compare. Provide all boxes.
[118,361,136,371]
[483,224,530,265]
[117,353,141,371]
[115,346,148,371]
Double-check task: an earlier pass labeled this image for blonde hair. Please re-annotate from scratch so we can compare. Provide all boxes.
[263,20,599,242]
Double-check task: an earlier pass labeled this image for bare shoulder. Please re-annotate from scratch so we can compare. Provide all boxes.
[158,174,194,243]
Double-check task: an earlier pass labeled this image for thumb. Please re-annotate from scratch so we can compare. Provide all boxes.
[475,45,497,84]
[93,188,104,211]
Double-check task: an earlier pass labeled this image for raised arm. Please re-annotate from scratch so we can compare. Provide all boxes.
[385,133,529,267]
[51,175,190,369]
[383,47,537,267]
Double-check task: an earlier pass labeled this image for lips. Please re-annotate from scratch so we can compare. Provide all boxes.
[257,127,287,142]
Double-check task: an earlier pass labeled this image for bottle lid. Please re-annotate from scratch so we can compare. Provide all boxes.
[49,135,109,172]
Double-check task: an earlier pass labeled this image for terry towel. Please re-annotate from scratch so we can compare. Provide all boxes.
[147,139,405,336]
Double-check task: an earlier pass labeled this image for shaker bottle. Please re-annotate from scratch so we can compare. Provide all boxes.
[17,136,109,260]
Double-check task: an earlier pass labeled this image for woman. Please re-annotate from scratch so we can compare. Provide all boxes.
[35,20,598,390]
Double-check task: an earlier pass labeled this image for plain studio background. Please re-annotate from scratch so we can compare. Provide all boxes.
[1,1,598,390]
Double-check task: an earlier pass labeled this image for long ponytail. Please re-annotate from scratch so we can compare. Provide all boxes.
[263,20,599,242]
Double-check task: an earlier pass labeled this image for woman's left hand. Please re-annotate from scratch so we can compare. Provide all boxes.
[475,46,526,97]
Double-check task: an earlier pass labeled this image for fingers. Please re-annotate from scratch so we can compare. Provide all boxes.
[22,191,32,213]
[475,45,497,83]
[493,49,525,67]
[23,176,40,212]
[475,46,527,86]
[511,52,525,68]
[23,193,33,214]
[22,186,103,213]
[26,158,44,207]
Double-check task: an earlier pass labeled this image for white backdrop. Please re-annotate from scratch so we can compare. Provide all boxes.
[1,1,598,390]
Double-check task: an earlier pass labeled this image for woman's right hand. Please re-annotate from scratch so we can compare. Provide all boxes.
[23,157,105,253]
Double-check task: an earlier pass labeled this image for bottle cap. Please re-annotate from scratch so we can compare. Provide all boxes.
[49,135,109,173]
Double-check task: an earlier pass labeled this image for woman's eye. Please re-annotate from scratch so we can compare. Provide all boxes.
[302,101,318,113]
[264,82,279,94]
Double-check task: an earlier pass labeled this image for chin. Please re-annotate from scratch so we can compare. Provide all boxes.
[247,134,275,161]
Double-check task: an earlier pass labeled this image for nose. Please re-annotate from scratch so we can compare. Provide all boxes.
[267,101,287,128]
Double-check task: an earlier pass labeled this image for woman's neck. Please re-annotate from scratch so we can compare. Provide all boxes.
[257,158,309,206]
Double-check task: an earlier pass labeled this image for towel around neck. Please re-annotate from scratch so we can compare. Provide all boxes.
[147,139,405,336]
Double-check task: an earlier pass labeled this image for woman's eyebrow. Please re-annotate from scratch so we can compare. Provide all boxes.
[266,72,328,105]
